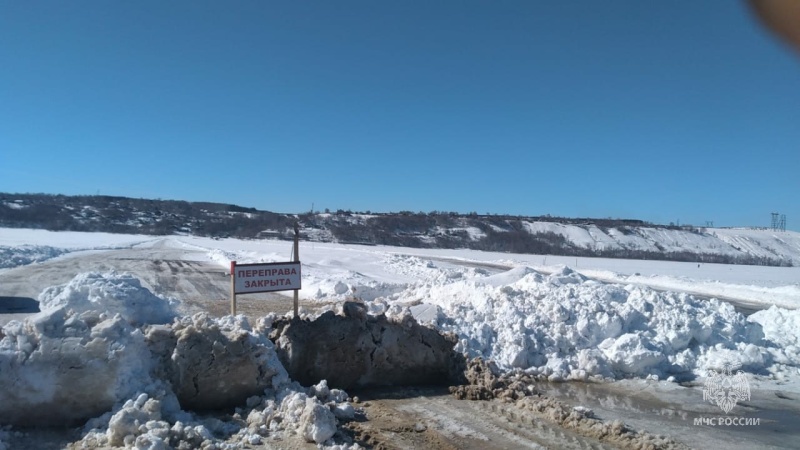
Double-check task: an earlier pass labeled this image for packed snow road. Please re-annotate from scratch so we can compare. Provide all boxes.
[0,239,308,325]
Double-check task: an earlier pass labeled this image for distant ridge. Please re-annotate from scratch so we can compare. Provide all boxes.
[1,193,796,267]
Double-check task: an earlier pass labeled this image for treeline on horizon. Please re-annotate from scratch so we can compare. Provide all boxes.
[0,192,791,267]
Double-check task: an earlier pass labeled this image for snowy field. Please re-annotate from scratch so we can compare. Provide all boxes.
[180,234,800,309]
[0,229,152,269]
[1,228,800,448]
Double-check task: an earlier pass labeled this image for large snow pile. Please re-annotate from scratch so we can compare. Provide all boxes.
[0,272,359,448]
[201,238,800,384]
[0,245,68,269]
[38,271,178,325]
[749,306,800,373]
[397,266,799,382]
[0,273,169,426]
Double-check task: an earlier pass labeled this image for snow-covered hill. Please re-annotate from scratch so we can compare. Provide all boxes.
[513,221,800,266]
[2,193,797,266]
[304,213,800,266]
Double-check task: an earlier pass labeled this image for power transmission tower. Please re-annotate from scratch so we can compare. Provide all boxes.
[771,212,787,232]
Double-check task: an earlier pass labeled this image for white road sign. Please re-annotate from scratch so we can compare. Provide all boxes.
[231,261,301,294]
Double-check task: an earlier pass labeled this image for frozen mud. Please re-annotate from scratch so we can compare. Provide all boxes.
[271,301,466,389]
[451,358,687,450]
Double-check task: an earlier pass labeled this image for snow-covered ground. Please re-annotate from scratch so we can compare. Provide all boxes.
[0,229,153,270]
[168,235,800,309]
[0,228,154,250]
[1,228,800,448]
[2,228,798,306]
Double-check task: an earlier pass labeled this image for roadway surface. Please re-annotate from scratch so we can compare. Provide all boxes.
[0,239,307,325]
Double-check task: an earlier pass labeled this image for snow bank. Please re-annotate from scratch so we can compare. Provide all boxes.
[76,380,355,448]
[0,272,359,447]
[398,266,799,382]
[0,229,155,269]
[82,374,343,447]
[581,269,800,309]
[0,303,158,425]
[749,307,800,374]
[0,272,176,425]
[0,245,68,269]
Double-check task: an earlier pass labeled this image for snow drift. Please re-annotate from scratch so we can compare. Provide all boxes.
[397,265,800,382]
[0,245,68,269]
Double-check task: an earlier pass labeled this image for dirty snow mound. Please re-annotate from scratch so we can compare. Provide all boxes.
[146,313,289,410]
[0,307,156,425]
[272,302,463,389]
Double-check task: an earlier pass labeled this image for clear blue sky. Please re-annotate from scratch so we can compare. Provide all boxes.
[1,1,798,229]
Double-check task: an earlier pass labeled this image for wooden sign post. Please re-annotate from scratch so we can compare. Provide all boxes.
[230,260,237,316]
[229,223,302,316]
[293,222,300,319]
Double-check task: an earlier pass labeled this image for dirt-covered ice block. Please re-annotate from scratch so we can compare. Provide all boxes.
[0,308,155,426]
[146,313,289,411]
[271,302,465,389]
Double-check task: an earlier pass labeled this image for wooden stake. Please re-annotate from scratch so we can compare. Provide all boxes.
[230,260,237,316]
[293,223,300,319]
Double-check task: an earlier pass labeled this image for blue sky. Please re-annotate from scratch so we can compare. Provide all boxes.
[1,1,798,229]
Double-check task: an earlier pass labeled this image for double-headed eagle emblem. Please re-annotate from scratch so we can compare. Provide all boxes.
[702,360,750,414]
